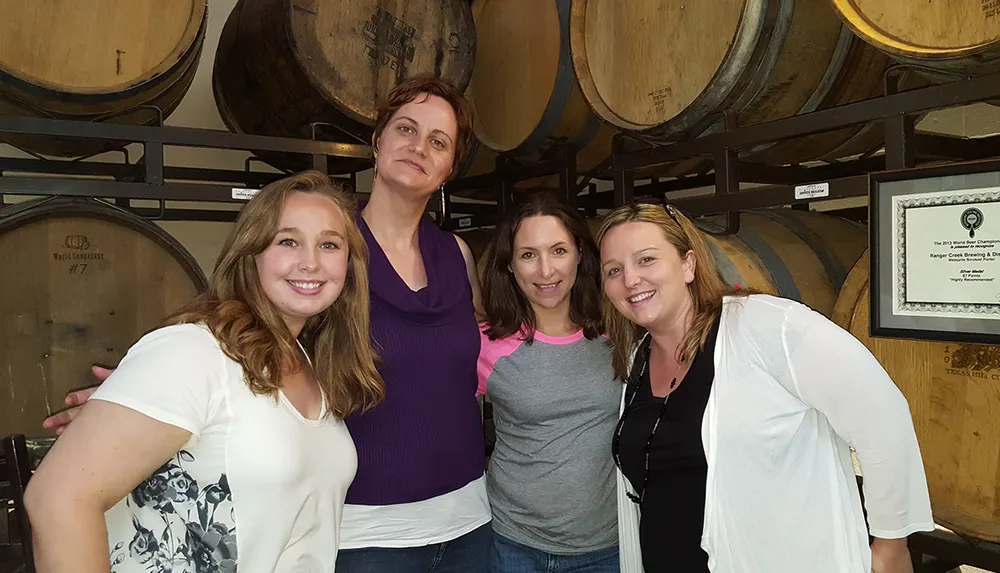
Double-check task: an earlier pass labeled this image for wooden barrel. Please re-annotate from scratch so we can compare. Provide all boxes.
[569,0,896,164]
[467,0,616,174]
[0,1,207,158]
[830,0,1000,76]
[834,250,1000,542]
[0,198,207,438]
[743,31,894,165]
[213,0,475,174]
[590,209,867,318]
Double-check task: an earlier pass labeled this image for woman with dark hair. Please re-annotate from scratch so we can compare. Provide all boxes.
[477,190,620,573]
[42,75,493,573]
[26,171,385,573]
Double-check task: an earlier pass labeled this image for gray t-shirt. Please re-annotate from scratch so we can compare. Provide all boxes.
[477,327,620,554]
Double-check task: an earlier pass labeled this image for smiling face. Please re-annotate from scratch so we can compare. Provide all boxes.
[600,221,696,330]
[373,93,458,197]
[255,192,350,336]
[511,215,580,316]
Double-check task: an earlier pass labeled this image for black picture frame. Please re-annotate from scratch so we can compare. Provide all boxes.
[870,159,1000,345]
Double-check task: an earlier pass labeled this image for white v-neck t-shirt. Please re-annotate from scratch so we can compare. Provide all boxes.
[92,323,357,573]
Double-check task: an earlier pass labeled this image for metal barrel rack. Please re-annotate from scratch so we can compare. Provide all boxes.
[0,114,372,221]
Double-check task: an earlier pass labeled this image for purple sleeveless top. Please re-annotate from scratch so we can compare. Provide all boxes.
[345,210,485,505]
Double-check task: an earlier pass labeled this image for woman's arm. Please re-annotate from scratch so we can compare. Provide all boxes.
[780,304,935,540]
[30,324,224,572]
[454,234,485,319]
[26,400,192,573]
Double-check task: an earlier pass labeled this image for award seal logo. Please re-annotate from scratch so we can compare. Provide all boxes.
[961,207,984,238]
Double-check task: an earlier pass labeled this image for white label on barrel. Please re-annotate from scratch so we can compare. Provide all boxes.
[458,217,472,228]
[794,182,830,200]
[232,188,261,201]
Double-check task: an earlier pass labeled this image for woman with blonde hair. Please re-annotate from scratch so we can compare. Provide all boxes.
[596,201,934,573]
[26,171,384,573]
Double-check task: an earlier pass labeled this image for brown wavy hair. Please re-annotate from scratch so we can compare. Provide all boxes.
[372,74,476,179]
[481,189,604,342]
[596,203,751,381]
[161,171,384,418]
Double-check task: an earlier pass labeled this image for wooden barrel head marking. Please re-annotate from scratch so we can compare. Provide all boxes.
[288,0,476,125]
[0,199,206,438]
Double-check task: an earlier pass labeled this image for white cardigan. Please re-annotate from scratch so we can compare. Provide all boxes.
[616,294,935,573]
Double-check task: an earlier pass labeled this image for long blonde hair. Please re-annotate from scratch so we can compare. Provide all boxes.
[161,171,385,418]
[596,203,750,381]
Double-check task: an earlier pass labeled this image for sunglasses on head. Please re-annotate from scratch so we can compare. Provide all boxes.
[630,195,681,226]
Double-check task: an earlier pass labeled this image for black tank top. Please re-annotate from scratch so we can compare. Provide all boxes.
[615,316,720,572]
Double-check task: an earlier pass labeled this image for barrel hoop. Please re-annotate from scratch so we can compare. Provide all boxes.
[729,0,795,117]
[734,222,800,301]
[0,7,207,108]
[704,240,747,289]
[795,25,856,115]
[643,0,775,140]
[0,196,208,291]
[757,210,847,291]
[513,0,575,156]
[746,24,855,157]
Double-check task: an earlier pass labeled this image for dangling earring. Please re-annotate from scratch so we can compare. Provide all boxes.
[373,153,378,181]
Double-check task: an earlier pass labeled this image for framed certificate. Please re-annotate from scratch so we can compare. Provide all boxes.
[870,160,1000,344]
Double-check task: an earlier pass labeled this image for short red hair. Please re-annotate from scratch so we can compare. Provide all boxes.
[373,75,476,179]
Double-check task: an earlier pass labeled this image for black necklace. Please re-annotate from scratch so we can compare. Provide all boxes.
[612,360,677,505]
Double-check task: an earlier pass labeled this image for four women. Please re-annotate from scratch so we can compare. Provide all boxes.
[29,74,935,572]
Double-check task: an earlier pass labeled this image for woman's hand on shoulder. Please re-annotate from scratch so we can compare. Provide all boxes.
[41,365,113,434]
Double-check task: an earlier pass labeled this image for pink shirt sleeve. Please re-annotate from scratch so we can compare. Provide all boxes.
[476,323,523,397]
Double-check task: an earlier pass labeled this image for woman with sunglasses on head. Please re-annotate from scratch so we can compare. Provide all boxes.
[476,190,620,573]
[595,201,934,573]
[42,75,493,573]
[26,171,384,573]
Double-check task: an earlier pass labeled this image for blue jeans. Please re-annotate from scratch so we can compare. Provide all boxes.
[335,523,492,573]
[489,531,619,573]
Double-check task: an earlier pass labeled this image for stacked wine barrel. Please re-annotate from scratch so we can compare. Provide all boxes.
[0,198,207,438]
[0,0,208,158]
[212,0,476,173]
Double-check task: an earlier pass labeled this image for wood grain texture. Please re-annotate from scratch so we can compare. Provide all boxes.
[467,0,561,152]
[570,0,891,168]
[572,0,745,128]
[0,198,206,439]
[0,0,204,93]
[834,251,1000,542]
[839,0,1000,52]
[698,210,866,317]
[213,0,474,173]
[0,1,206,158]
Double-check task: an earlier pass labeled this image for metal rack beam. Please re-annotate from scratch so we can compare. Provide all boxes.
[608,72,1000,214]
[0,114,371,216]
